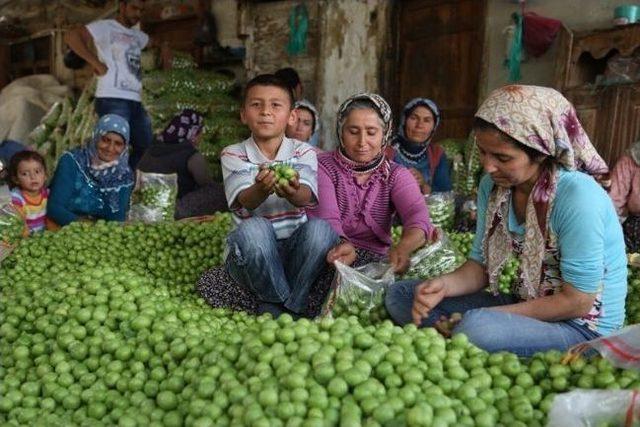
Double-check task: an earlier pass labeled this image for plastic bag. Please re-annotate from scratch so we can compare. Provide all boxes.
[522,12,562,58]
[321,261,395,325]
[426,191,456,231]
[451,152,467,195]
[0,203,27,263]
[128,172,178,223]
[564,325,640,370]
[547,389,640,427]
[401,232,464,280]
[452,136,483,197]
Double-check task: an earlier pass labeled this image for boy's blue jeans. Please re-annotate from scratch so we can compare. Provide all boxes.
[225,217,339,314]
[94,97,153,169]
[385,279,601,357]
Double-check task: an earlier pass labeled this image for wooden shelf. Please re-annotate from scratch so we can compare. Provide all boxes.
[202,56,243,67]
[555,24,640,166]
[142,13,197,28]
[7,33,52,79]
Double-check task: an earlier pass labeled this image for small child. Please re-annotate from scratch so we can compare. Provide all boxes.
[221,74,338,316]
[8,151,49,234]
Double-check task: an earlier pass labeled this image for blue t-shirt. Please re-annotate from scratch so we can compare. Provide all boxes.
[469,170,627,335]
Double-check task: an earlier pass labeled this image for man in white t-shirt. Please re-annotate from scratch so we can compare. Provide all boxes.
[65,0,169,168]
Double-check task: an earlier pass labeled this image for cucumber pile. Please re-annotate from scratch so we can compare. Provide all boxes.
[2,216,640,426]
[626,261,640,325]
[141,54,248,181]
[27,80,97,172]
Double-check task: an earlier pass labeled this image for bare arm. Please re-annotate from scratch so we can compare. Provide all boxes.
[441,259,488,297]
[64,26,107,75]
[491,282,596,321]
[412,259,487,325]
[235,167,276,210]
[278,182,313,207]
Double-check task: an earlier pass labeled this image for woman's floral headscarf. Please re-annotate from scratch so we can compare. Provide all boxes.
[335,93,393,176]
[475,85,608,299]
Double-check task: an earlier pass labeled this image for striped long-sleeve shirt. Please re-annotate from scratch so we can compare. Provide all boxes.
[307,151,434,255]
[221,136,318,240]
[11,188,49,234]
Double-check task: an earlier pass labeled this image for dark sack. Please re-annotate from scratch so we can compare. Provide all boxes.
[63,49,87,70]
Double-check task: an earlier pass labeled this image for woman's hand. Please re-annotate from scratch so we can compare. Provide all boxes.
[388,244,412,274]
[327,241,357,266]
[392,227,428,274]
[412,277,447,326]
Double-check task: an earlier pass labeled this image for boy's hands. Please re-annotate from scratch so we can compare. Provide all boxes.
[240,163,311,208]
[274,173,300,199]
[255,165,277,194]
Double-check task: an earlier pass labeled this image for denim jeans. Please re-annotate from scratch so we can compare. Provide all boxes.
[225,217,339,313]
[385,279,601,357]
[94,97,153,169]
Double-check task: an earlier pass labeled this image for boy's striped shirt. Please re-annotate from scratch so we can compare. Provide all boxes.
[221,136,318,240]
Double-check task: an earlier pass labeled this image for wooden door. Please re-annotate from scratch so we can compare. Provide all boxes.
[609,85,640,166]
[393,0,486,141]
[567,84,640,167]
[565,86,609,162]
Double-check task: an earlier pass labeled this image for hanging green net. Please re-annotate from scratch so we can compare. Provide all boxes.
[287,4,309,56]
[506,12,523,82]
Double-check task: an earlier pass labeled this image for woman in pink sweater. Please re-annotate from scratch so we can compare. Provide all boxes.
[609,141,640,252]
[306,94,435,313]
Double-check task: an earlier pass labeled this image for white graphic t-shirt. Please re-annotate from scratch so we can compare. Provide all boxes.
[86,20,149,102]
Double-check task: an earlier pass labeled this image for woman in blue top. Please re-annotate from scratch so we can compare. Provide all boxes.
[387,98,451,194]
[386,85,627,357]
[48,114,134,226]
